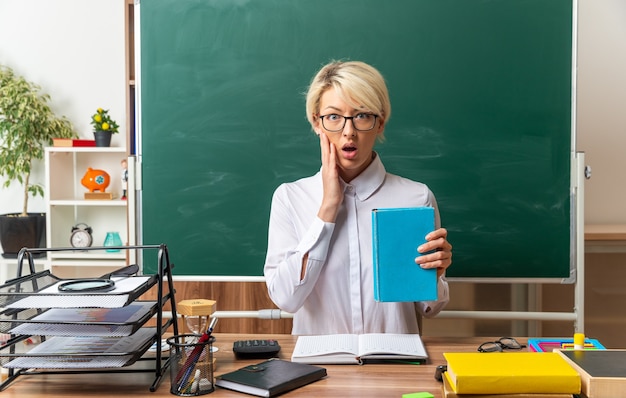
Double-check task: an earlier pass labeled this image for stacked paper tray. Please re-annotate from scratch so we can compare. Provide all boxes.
[0,270,161,370]
[0,270,158,308]
[1,301,159,336]
[0,327,157,369]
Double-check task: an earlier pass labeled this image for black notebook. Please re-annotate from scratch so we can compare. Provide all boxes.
[215,358,327,397]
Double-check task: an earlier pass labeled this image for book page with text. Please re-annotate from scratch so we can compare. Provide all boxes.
[293,334,359,357]
[358,333,427,357]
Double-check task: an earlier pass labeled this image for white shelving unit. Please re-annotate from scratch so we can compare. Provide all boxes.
[44,147,130,274]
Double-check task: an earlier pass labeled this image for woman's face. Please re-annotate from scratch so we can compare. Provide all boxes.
[314,88,384,181]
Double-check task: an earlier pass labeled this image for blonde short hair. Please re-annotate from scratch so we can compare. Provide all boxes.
[305,61,391,140]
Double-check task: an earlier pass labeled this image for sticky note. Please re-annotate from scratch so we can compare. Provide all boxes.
[402,393,434,398]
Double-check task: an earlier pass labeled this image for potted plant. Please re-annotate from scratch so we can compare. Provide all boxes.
[91,107,119,147]
[0,65,77,257]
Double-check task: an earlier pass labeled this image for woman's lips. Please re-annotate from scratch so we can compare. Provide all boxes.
[342,145,357,159]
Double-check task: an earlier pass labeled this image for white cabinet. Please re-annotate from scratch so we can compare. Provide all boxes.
[44,147,131,274]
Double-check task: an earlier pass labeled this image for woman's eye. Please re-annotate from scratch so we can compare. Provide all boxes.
[327,114,341,121]
[355,113,370,120]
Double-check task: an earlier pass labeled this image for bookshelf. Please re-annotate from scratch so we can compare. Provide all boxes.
[44,147,129,275]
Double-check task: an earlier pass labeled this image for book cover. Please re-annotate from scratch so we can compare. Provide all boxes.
[291,333,427,365]
[371,207,437,302]
[528,337,605,352]
[53,138,96,147]
[557,349,626,398]
[442,371,575,398]
[215,358,326,397]
[443,352,581,394]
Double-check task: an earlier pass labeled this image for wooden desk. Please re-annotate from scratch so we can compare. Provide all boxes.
[0,334,492,398]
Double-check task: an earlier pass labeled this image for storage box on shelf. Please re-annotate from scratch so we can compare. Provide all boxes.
[45,147,129,275]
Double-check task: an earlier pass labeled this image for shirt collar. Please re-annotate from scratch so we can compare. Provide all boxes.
[343,152,386,201]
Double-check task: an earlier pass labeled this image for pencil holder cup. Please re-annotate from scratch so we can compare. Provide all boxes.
[167,334,215,396]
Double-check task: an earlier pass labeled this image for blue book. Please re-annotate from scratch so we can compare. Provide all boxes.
[371,207,437,302]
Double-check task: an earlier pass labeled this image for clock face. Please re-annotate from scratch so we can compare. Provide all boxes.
[70,229,92,248]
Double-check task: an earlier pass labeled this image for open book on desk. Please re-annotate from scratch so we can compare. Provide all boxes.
[291,333,427,365]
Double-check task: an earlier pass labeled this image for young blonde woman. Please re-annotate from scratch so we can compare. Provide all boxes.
[264,61,452,335]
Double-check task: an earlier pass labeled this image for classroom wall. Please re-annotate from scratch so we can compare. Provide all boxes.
[0,0,126,241]
[577,0,626,223]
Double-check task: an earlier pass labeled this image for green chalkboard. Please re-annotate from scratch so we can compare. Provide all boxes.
[138,0,574,278]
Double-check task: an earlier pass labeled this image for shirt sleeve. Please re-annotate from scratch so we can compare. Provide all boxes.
[264,185,335,313]
[418,275,450,318]
[418,188,449,316]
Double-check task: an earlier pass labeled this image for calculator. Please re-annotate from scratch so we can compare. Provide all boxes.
[232,339,281,359]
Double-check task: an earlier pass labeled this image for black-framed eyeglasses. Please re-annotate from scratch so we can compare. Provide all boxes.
[477,337,526,352]
[319,113,379,132]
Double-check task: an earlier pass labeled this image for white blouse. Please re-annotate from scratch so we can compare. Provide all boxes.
[264,154,449,335]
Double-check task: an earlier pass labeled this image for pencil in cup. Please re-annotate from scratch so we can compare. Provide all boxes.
[167,333,215,395]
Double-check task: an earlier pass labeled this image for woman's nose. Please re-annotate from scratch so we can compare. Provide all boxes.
[342,118,356,137]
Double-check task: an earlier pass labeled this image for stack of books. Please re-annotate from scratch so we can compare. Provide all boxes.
[53,138,96,147]
[442,352,581,398]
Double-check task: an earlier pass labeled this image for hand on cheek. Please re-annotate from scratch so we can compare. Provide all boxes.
[317,129,343,222]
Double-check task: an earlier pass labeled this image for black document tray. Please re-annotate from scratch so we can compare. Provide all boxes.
[0,270,158,309]
[0,327,157,369]
[0,301,159,336]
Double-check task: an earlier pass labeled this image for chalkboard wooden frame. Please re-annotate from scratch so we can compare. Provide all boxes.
[136,0,576,281]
